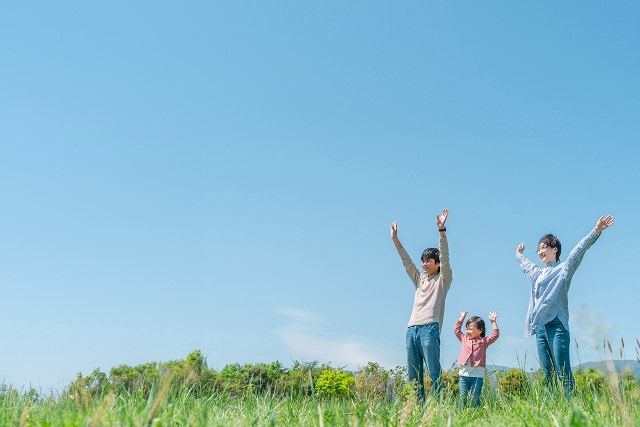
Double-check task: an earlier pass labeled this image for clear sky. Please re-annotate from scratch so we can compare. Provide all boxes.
[1,1,639,391]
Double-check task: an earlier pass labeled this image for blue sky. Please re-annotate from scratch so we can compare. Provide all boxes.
[1,2,639,391]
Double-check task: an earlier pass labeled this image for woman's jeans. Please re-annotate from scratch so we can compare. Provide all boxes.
[534,316,574,396]
[406,323,441,400]
[459,376,483,407]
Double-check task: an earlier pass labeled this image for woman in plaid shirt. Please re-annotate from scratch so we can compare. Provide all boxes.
[515,214,614,396]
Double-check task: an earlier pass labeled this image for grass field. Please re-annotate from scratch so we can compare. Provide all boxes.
[1,351,639,426]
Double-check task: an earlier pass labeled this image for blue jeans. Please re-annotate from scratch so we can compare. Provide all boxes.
[459,376,483,407]
[406,323,441,400]
[535,316,574,396]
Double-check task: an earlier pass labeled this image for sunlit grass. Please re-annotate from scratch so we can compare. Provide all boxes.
[2,373,639,426]
[2,344,639,426]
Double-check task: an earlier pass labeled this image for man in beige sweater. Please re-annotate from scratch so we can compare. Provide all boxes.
[390,209,452,400]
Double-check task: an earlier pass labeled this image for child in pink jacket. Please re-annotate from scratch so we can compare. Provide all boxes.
[454,310,500,407]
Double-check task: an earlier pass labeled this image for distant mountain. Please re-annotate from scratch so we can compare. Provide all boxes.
[486,365,511,373]
[483,360,640,378]
[575,360,640,378]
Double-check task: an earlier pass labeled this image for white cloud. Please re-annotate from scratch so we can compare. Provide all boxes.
[274,308,323,324]
[275,307,396,369]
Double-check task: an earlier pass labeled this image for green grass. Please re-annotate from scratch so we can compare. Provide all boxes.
[2,351,639,426]
[2,377,640,426]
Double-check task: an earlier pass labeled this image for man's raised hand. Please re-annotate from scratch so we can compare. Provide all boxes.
[390,222,398,240]
[436,208,449,230]
[596,215,615,232]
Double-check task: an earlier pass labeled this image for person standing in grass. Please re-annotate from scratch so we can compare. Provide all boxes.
[390,208,452,401]
[454,310,500,407]
[515,214,615,396]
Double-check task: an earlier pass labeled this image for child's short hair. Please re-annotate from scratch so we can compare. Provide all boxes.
[466,316,486,337]
[538,234,561,261]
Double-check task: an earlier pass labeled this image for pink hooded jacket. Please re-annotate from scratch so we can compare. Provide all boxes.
[454,318,499,367]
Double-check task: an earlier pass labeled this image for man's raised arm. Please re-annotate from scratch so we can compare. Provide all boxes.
[391,222,420,287]
[436,209,452,286]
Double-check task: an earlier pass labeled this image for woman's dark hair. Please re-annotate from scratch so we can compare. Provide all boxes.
[421,248,441,273]
[466,316,486,337]
[538,234,561,261]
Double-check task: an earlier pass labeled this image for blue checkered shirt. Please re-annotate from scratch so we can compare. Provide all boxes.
[516,228,601,337]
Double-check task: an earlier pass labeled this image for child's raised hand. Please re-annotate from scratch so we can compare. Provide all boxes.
[488,311,498,322]
[459,309,468,320]
[516,243,525,254]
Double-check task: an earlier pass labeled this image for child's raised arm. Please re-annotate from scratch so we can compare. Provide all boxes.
[453,309,467,341]
[486,311,500,345]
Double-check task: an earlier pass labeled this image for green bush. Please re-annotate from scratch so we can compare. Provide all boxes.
[66,368,109,407]
[315,368,355,398]
[619,369,640,395]
[418,368,459,396]
[162,350,213,396]
[497,368,529,397]
[575,368,605,393]
[242,361,286,394]
[66,352,358,401]
[441,369,460,397]
[354,362,404,400]
[217,361,289,396]
[218,363,245,395]
[278,361,318,397]
[109,362,159,396]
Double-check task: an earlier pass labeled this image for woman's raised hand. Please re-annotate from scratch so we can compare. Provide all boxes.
[595,215,614,232]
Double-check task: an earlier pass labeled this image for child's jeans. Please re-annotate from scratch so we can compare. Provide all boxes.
[459,376,483,407]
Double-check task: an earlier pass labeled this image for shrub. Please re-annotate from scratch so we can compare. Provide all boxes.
[497,368,529,397]
[354,362,404,400]
[619,369,639,395]
[278,361,318,397]
[441,369,460,398]
[66,369,109,407]
[418,368,458,396]
[109,362,159,396]
[216,361,288,396]
[575,368,605,393]
[162,350,211,395]
[198,368,220,395]
[315,368,355,398]
[219,363,245,395]
[242,362,286,395]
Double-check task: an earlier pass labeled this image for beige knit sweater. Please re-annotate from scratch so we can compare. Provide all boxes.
[393,234,452,329]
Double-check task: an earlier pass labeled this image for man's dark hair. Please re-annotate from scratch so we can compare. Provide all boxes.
[466,316,486,337]
[421,248,440,273]
[538,234,561,261]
